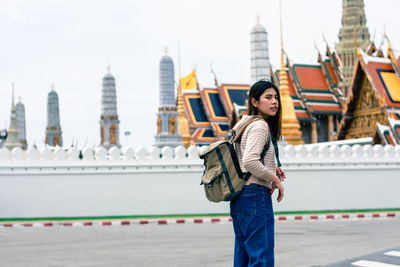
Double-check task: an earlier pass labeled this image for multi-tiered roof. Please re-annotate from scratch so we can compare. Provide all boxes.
[183,84,249,144]
[337,40,400,145]
[183,47,345,145]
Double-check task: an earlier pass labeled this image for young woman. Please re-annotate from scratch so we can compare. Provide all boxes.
[230,80,286,267]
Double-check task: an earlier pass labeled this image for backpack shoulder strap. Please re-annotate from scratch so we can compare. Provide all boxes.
[271,135,282,167]
[260,132,271,164]
[260,132,282,167]
[230,116,264,144]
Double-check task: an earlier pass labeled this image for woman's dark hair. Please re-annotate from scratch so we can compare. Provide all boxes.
[248,80,282,140]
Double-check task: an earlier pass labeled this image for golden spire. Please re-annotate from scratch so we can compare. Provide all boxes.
[279,0,303,145]
[385,34,399,72]
[176,41,193,148]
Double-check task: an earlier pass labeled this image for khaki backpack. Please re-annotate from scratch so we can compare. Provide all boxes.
[199,116,280,202]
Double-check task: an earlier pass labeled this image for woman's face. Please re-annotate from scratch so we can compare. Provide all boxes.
[251,88,279,119]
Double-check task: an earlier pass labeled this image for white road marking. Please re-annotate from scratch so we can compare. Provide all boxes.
[384,251,400,257]
[351,260,400,267]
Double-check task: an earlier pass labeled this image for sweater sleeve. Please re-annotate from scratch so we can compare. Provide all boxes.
[242,121,276,183]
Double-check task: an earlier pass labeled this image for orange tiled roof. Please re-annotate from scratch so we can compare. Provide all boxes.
[365,60,400,109]
[323,59,339,86]
[274,69,313,121]
[292,64,342,114]
[293,64,329,91]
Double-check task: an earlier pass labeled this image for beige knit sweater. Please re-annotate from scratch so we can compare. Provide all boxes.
[232,115,277,189]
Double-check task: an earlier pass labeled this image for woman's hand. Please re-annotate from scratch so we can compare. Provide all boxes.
[270,178,284,202]
[276,166,286,182]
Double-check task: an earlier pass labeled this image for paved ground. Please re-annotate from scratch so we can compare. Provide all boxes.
[326,247,400,266]
[0,217,399,266]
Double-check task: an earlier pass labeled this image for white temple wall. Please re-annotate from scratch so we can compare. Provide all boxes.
[0,144,399,218]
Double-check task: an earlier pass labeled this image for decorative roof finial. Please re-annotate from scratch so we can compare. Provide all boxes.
[51,83,55,91]
[322,32,328,45]
[107,65,111,74]
[313,38,319,52]
[384,30,392,50]
[210,62,218,88]
[164,46,168,54]
[256,14,260,24]
[371,28,376,43]
[12,82,15,106]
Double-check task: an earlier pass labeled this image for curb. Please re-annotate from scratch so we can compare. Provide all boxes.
[0,212,398,229]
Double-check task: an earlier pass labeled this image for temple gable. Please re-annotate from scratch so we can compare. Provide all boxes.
[346,75,387,139]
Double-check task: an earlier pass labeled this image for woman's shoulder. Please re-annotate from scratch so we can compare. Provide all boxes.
[247,118,269,131]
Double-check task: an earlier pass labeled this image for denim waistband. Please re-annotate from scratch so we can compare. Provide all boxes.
[243,183,271,193]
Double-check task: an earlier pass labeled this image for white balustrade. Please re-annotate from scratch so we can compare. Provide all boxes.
[373,144,384,157]
[174,145,186,160]
[11,147,24,161]
[283,145,295,158]
[95,147,107,161]
[395,145,400,157]
[328,145,339,158]
[108,146,120,161]
[295,145,307,158]
[26,147,39,161]
[0,144,399,163]
[306,146,318,158]
[351,144,362,158]
[122,147,134,160]
[362,144,373,157]
[318,145,329,158]
[149,147,160,160]
[40,147,52,161]
[135,147,147,160]
[187,146,199,159]
[339,145,351,158]
[68,147,80,161]
[82,147,94,161]
[54,147,66,161]
[384,145,394,158]
[161,146,173,160]
[0,147,9,161]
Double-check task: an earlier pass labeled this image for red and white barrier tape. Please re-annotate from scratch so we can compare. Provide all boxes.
[0,212,398,228]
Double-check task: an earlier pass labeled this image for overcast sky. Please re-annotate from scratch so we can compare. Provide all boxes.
[0,0,399,150]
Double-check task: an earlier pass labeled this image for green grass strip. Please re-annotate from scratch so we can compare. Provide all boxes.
[0,208,399,222]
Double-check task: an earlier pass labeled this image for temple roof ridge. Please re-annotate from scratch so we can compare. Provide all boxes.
[291,62,321,67]
[359,49,391,64]
[320,55,330,61]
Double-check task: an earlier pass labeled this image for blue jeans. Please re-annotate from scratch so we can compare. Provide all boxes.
[230,183,275,267]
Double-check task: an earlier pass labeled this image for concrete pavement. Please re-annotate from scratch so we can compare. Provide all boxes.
[0,217,399,266]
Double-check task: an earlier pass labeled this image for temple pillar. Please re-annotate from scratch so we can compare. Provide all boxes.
[328,115,334,141]
[311,121,318,143]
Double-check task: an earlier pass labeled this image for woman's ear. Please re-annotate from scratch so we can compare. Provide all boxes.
[251,98,258,108]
